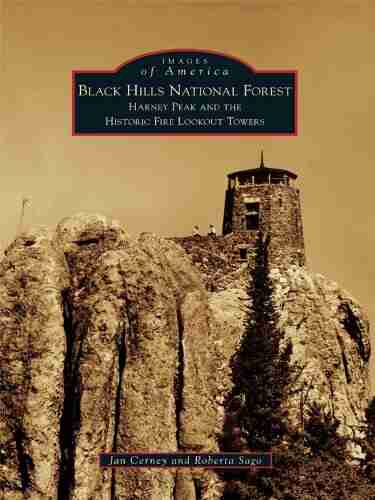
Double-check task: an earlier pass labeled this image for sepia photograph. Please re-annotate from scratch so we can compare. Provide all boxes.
[1,1,375,498]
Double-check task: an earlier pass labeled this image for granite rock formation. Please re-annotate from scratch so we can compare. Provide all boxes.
[0,214,371,499]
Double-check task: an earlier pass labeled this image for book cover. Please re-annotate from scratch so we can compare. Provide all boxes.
[1,1,374,498]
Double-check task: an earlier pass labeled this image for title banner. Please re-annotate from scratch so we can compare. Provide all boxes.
[72,50,297,135]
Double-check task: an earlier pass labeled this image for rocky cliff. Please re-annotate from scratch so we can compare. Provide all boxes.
[0,214,371,499]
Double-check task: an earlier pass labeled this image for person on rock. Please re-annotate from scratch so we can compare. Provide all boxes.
[208,224,216,237]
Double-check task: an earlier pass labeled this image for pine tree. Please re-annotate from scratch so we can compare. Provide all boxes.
[219,232,295,499]
[230,231,292,451]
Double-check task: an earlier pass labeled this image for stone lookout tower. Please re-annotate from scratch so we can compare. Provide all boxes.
[222,153,305,267]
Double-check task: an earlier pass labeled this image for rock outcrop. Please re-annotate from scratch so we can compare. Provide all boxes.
[0,214,371,499]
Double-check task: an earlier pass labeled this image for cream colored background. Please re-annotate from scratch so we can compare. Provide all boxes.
[1,1,374,391]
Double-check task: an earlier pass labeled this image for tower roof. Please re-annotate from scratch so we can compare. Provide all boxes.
[227,153,297,180]
[227,166,297,180]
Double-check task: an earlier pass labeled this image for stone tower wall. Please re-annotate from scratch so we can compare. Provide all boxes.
[222,183,305,268]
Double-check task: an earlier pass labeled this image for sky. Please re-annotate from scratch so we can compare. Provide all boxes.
[2,1,374,390]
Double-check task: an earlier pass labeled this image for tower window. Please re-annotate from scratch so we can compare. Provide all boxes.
[239,248,247,260]
[245,202,260,230]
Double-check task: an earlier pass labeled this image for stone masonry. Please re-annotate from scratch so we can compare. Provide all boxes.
[173,160,305,288]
